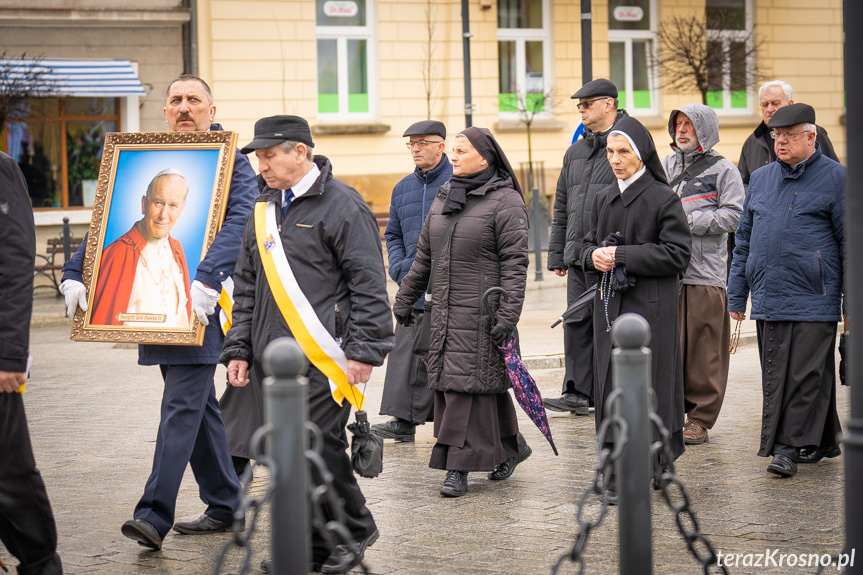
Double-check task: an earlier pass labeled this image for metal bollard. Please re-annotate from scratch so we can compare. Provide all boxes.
[62,217,71,262]
[531,186,544,282]
[611,313,653,575]
[262,337,311,575]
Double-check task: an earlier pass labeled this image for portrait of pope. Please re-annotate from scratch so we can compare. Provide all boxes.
[90,168,192,328]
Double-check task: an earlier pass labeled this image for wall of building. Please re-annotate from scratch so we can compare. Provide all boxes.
[198,0,844,213]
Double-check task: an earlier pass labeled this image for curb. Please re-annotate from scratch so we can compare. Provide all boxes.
[521,333,759,371]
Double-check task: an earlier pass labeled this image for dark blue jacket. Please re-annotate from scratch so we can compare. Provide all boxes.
[385,155,452,308]
[62,124,258,364]
[727,146,845,321]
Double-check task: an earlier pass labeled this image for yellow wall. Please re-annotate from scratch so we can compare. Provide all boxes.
[197,0,845,212]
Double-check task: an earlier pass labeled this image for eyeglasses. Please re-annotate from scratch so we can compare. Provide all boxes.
[406,139,444,150]
[576,97,610,111]
[769,129,810,140]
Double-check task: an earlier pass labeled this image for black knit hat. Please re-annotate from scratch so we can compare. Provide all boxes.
[241,115,315,154]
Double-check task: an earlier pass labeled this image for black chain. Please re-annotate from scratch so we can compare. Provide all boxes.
[213,424,276,575]
[647,390,728,575]
[212,421,368,575]
[552,388,628,575]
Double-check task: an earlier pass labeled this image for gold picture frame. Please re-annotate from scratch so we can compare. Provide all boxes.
[70,131,238,345]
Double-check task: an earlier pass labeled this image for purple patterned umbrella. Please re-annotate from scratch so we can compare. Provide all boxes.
[484,287,559,456]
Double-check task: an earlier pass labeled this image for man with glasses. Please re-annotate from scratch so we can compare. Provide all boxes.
[545,79,626,416]
[727,103,845,479]
[372,120,452,442]
[738,80,838,188]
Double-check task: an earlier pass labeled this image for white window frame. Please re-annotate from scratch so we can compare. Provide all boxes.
[706,0,753,114]
[496,0,552,119]
[315,1,376,123]
[607,0,657,115]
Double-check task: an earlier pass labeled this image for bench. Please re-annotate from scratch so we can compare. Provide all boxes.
[374,211,388,240]
[34,225,84,296]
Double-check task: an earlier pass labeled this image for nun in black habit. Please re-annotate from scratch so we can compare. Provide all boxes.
[580,116,692,496]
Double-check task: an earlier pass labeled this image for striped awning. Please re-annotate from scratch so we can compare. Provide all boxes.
[0,58,146,97]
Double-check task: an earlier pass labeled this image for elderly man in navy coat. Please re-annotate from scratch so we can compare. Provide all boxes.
[728,103,846,478]
[372,120,452,442]
[60,74,258,549]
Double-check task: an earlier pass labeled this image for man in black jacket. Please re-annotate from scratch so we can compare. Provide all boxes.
[544,79,626,415]
[0,152,63,575]
[222,116,394,574]
[738,80,838,187]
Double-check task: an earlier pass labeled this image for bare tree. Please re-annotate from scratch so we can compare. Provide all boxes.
[652,12,765,105]
[0,53,54,129]
[506,87,556,193]
[420,0,436,120]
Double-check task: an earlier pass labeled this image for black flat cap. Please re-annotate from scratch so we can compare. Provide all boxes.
[768,103,816,128]
[241,115,314,154]
[571,78,618,99]
[403,120,446,139]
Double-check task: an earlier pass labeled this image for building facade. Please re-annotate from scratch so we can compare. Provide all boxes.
[1,0,845,226]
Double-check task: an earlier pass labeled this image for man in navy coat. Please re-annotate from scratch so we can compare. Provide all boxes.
[727,103,846,478]
[60,74,258,549]
[372,120,452,442]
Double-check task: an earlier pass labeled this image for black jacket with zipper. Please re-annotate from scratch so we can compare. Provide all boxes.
[220,156,394,368]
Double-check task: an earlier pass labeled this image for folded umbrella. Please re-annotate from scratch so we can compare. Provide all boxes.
[551,283,597,328]
[484,287,558,456]
[346,410,384,478]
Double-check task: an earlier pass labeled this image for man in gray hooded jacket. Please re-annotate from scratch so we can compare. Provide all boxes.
[661,104,744,445]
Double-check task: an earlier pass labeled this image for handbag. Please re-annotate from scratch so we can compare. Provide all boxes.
[410,196,481,356]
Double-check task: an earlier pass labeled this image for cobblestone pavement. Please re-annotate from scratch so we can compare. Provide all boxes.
[11,285,849,574]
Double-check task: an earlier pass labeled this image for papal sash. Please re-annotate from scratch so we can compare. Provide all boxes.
[254,201,366,409]
[218,276,234,336]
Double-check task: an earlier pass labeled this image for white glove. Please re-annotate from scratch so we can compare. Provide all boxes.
[191,280,220,326]
[59,279,87,319]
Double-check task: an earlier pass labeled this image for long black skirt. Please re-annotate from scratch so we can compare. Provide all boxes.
[428,390,525,472]
[756,320,842,457]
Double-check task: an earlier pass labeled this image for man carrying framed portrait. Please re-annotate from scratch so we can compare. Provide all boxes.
[60,74,258,550]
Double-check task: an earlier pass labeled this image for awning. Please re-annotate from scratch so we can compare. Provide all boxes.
[0,58,147,97]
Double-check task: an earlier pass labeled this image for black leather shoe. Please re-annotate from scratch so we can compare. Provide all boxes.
[440,470,468,497]
[320,528,380,574]
[371,417,416,442]
[173,513,236,535]
[543,392,589,415]
[767,454,798,477]
[799,445,841,464]
[488,444,532,480]
[121,518,162,550]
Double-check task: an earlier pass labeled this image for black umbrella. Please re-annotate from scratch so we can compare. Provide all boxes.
[346,410,384,478]
[551,283,597,328]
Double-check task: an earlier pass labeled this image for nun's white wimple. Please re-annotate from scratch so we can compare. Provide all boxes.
[608,130,641,160]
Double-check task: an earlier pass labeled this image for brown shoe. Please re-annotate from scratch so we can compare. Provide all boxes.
[683,420,708,445]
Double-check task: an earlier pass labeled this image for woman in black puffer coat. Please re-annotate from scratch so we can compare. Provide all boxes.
[393,127,531,498]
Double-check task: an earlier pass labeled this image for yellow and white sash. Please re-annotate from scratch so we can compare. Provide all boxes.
[254,201,366,409]
[218,277,235,336]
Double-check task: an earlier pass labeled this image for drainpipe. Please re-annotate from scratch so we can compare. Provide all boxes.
[461,0,473,128]
[581,0,592,83]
